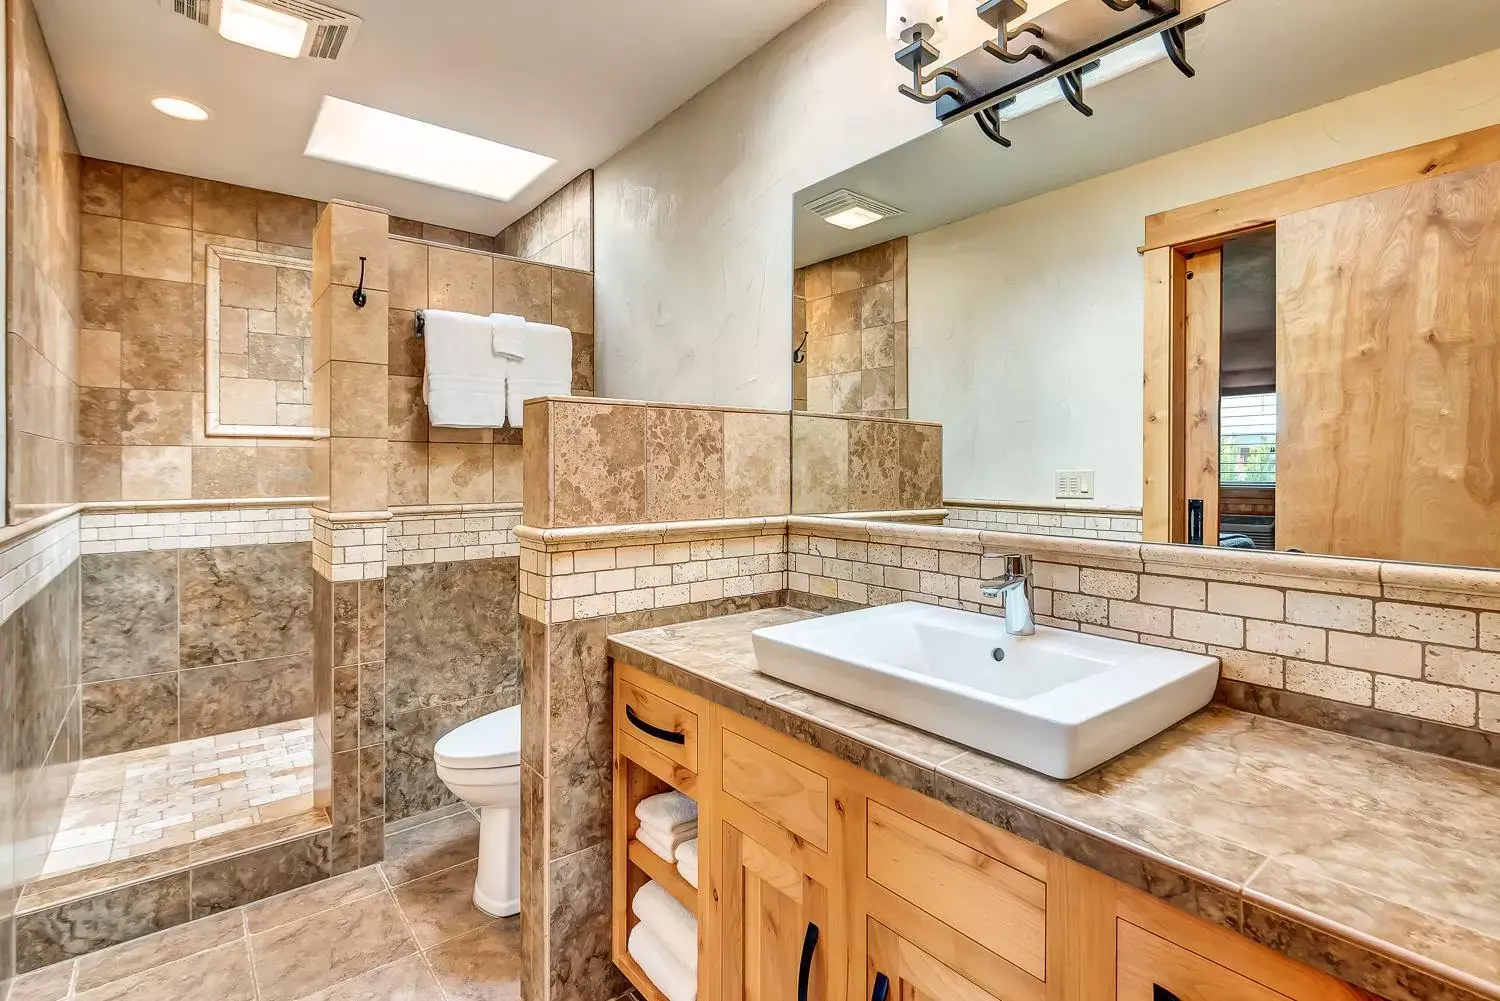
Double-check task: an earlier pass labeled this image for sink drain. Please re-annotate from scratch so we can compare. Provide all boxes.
[991,648,1006,662]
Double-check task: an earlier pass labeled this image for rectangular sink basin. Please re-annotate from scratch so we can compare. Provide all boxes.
[751,602,1219,779]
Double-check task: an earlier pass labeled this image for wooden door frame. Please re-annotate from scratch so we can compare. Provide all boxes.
[1140,121,1500,542]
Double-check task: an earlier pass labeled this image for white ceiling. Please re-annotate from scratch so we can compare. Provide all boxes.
[35,0,825,234]
[795,0,1500,265]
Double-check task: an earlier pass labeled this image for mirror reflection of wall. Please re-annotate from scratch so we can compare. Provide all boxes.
[788,0,1500,567]
[793,239,908,418]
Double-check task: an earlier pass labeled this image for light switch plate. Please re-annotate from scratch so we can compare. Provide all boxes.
[1055,470,1095,500]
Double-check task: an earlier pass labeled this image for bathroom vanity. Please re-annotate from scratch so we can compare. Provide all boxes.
[600,608,1494,1001]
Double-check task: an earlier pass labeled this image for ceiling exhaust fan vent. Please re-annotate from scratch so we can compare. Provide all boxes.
[161,0,361,60]
[171,0,210,26]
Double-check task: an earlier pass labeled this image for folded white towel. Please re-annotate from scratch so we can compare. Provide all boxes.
[628,922,696,1001]
[676,837,699,889]
[632,881,698,971]
[636,791,698,832]
[422,310,508,427]
[489,312,528,360]
[637,824,687,864]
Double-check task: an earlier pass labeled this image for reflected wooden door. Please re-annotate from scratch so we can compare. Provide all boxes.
[1276,160,1500,563]
[1183,249,1223,547]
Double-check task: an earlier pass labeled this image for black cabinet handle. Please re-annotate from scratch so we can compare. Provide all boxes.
[1153,986,1182,1001]
[625,705,685,745]
[871,971,891,1001]
[797,922,819,1001]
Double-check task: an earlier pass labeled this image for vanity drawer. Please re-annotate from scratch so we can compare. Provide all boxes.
[866,801,1047,981]
[719,727,830,851]
[615,670,698,773]
[1118,921,1286,1001]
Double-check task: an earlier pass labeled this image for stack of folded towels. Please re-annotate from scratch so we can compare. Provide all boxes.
[628,881,697,1001]
[634,791,697,867]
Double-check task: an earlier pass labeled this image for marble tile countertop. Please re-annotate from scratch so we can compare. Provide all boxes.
[608,608,1500,1001]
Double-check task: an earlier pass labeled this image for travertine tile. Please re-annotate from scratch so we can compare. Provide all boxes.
[244,867,386,933]
[1207,582,1283,620]
[550,269,593,333]
[388,442,429,506]
[331,361,389,439]
[645,407,724,522]
[427,246,492,315]
[121,222,192,283]
[80,328,123,388]
[493,258,551,323]
[1373,676,1476,726]
[425,919,522,1001]
[1286,591,1374,632]
[256,192,318,248]
[388,239,428,311]
[330,438,388,512]
[119,446,191,500]
[791,415,848,514]
[724,412,790,518]
[428,443,494,505]
[391,860,494,948]
[551,402,646,527]
[494,443,524,502]
[1425,646,1500,693]
[1245,620,1326,661]
[193,178,260,239]
[1285,660,1373,706]
[327,203,390,292]
[379,811,480,886]
[122,166,192,228]
[897,422,942,509]
[249,893,415,1001]
[847,419,899,512]
[1375,603,1476,647]
[82,214,123,273]
[83,157,124,216]
[74,940,255,1001]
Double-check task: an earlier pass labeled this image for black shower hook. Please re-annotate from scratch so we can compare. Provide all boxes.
[352,257,368,308]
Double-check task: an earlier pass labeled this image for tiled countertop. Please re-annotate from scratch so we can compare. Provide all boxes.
[608,607,1500,1001]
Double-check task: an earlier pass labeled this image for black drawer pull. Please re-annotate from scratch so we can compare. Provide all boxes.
[626,705,685,745]
[797,921,819,1001]
[871,971,890,1001]
[1154,986,1182,1001]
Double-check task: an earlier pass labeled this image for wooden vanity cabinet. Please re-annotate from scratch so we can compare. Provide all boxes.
[611,662,1376,1001]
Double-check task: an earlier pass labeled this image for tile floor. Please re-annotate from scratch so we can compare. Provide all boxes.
[10,807,525,1001]
[41,721,316,877]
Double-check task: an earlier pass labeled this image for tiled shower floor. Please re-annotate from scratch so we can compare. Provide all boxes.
[41,720,316,877]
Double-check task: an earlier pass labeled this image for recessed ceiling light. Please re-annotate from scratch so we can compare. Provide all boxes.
[151,97,211,121]
[304,97,557,202]
[804,189,903,230]
[218,0,309,58]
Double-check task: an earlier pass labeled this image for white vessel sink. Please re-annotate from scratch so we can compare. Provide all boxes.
[751,602,1219,779]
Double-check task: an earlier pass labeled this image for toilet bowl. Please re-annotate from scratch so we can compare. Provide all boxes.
[434,706,522,918]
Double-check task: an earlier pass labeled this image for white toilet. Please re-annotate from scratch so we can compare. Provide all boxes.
[434,706,522,917]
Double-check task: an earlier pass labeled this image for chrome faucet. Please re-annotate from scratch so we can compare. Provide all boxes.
[980,553,1035,636]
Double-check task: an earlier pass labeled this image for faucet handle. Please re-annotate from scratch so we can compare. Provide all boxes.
[982,552,1032,577]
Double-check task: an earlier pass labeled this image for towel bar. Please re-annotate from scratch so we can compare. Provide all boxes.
[414,310,425,338]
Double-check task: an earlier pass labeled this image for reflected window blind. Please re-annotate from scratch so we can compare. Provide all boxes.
[1220,393,1277,486]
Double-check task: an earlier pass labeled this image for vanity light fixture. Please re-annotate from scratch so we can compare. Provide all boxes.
[151,96,211,121]
[805,189,904,230]
[893,0,1205,149]
[304,97,557,202]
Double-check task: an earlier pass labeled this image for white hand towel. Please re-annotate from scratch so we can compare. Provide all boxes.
[636,791,698,832]
[632,881,698,971]
[636,824,684,864]
[422,310,508,427]
[504,319,574,426]
[676,837,699,889]
[628,922,697,1001]
[489,313,528,359]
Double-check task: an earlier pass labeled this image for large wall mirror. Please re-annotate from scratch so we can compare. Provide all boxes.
[205,246,323,438]
[789,0,1500,568]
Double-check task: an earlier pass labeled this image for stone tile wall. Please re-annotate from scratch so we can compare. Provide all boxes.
[495,171,593,272]
[76,158,321,503]
[791,412,942,515]
[944,502,1144,542]
[79,543,313,756]
[8,0,81,523]
[386,236,594,509]
[520,399,792,529]
[794,237,908,417]
[384,507,521,568]
[206,252,314,432]
[787,517,1500,737]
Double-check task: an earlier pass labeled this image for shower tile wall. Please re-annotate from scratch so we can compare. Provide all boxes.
[795,237,909,418]
[80,544,314,755]
[495,170,594,271]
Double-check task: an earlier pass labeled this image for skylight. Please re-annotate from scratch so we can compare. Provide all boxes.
[304,97,556,202]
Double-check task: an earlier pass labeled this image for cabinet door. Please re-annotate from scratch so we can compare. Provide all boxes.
[864,918,1005,1001]
[719,822,833,1001]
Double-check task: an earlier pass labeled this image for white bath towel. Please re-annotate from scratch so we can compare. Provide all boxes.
[628,921,697,1001]
[636,791,698,833]
[501,317,574,426]
[632,881,698,971]
[637,824,689,864]
[422,310,508,427]
[676,837,699,889]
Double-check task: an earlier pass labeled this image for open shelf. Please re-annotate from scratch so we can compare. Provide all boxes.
[627,838,698,913]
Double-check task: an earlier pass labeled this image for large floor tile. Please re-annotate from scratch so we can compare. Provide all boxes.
[391,860,493,949]
[424,919,522,1001]
[379,811,479,886]
[8,960,76,1001]
[296,954,444,1001]
[250,892,416,1001]
[74,940,256,1001]
[244,866,386,933]
[74,909,243,993]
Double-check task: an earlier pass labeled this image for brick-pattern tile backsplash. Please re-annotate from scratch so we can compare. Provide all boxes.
[0,514,80,622]
[520,529,787,623]
[944,504,1143,542]
[787,522,1500,733]
[385,511,521,567]
[82,507,311,554]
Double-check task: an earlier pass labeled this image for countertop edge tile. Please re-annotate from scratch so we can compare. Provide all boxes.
[606,608,1500,1001]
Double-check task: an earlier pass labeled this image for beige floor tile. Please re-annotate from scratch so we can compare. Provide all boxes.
[8,959,76,1001]
[244,866,387,934]
[391,861,494,950]
[424,919,522,1001]
[297,954,444,1001]
[74,910,244,993]
[250,892,417,1001]
[379,812,480,887]
[74,940,256,1001]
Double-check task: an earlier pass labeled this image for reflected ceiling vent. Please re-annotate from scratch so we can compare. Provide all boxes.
[162,0,362,60]
[805,189,904,230]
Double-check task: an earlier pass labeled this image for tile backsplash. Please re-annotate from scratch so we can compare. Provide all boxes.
[944,502,1144,542]
[792,413,942,515]
[794,237,908,418]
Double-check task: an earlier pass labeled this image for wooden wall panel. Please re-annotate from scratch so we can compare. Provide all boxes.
[1276,160,1500,564]
[1183,250,1224,547]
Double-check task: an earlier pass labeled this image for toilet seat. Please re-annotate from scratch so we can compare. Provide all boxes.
[434,706,521,770]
